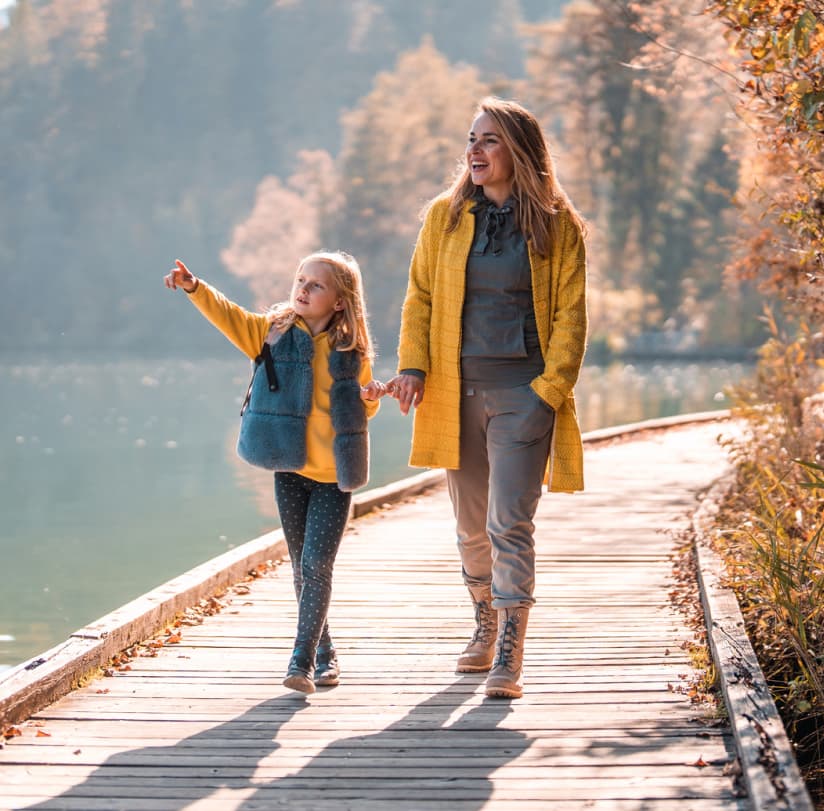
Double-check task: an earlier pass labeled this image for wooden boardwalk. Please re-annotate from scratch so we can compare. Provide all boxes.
[0,421,749,810]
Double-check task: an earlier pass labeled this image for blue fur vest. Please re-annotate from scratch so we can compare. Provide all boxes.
[237,324,368,492]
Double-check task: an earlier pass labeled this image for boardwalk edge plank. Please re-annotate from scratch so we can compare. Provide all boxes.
[694,472,814,810]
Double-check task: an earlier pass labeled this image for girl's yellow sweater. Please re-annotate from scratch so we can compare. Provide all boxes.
[397,197,588,492]
[189,281,379,484]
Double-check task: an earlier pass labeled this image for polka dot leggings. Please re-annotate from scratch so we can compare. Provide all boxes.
[275,472,351,656]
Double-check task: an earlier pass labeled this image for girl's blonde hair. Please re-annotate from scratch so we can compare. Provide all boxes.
[444,96,585,257]
[268,251,375,359]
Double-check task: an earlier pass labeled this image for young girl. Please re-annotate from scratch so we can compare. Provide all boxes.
[164,252,385,694]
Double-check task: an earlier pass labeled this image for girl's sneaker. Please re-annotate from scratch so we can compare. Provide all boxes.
[314,644,340,687]
[283,647,315,694]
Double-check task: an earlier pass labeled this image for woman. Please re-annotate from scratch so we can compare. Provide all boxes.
[388,97,587,699]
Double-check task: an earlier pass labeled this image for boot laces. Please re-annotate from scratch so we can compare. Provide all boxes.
[494,615,520,668]
[470,600,496,645]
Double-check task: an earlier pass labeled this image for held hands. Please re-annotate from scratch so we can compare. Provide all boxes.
[386,374,425,416]
[361,380,388,401]
[163,259,199,293]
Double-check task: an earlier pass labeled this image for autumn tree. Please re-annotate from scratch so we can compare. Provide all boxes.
[0,0,531,354]
[524,0,747,353]
[323,37,488,353]
[221,150,339,310]
[706,0,823,321]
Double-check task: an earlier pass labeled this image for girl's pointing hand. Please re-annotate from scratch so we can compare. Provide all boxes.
[164,259,198,293]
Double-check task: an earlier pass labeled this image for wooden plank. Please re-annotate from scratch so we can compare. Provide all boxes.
[5,740,730,760]
[0,798,750,811]
[0,766,733,796]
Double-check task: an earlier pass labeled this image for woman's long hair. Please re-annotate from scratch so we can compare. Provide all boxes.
[268,251,375,359]
[444,97,585,256]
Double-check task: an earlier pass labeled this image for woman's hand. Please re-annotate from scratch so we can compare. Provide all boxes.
[386,374,425,416]
[361,380,387,401]
[164,259,199,293]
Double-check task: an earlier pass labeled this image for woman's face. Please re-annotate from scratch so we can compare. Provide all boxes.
[466,111,514,205]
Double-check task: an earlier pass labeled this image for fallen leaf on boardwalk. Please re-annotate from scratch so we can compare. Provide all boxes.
[249,562,271,578]
[102,668,114,677]
[3,727,22,739]
[165,633,181,644]
[234,585,251,595]
[72,749,81,755]
[36,730,51,738]
[110,652,132,667]
[692,756,709,767]
[96,688,110,694]
[117,664,132,671]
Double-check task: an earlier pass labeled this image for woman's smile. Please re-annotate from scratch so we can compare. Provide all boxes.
[466,111,514,205]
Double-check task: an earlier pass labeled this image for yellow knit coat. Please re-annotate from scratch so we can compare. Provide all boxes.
[397,196,588,492]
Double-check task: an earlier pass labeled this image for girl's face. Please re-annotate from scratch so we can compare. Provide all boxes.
[291,261,343,335]
[466,111,514,207]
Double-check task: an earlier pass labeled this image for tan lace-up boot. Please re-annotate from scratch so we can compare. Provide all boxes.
[485,606,529,698]
[456,584,498,673]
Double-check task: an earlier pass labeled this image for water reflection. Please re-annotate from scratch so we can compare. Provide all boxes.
[575,361,745,431]
[0,357,749,668]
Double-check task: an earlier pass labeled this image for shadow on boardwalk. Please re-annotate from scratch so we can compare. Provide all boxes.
[20,676,532,810]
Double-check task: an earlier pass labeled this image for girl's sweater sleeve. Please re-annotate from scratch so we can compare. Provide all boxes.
[187,281,271,359]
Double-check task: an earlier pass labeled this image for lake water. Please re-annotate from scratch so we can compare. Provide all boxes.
[0,356,750,668]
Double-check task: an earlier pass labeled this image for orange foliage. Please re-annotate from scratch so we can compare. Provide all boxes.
[624,0,822,325]
[220,150,338,311]
[706,0,824,317]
